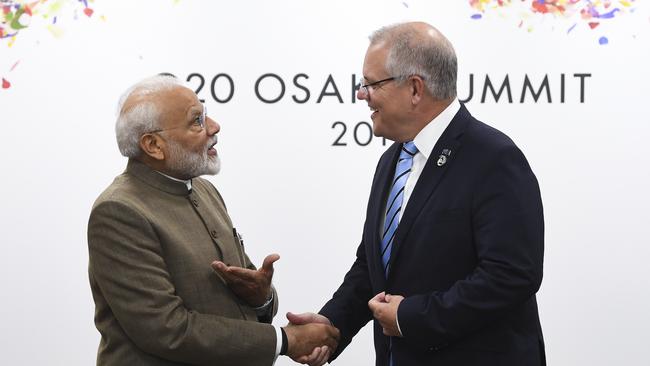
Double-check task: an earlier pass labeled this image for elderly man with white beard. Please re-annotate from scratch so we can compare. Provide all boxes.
[87,74,339,366]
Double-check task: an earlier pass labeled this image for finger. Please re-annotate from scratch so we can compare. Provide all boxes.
[368,294,385,312]
[319,347,332,366]
[287,312,312,325]
[287,312,330,325]
[296,347,319,364]
[305,346,321,364]
[385,293,392,302]
[312,346,329,366]
[211,261,228,273]
[211,262,236,283]
[368,292,386,307]
[261,253,280,273]
[223,266,259,281]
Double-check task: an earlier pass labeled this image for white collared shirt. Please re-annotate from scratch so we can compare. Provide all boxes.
[400,98,461,220]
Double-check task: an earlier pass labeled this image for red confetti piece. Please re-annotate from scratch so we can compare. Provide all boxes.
[589,22,600,29]
[83,7,94,17]
[2,78,11,89]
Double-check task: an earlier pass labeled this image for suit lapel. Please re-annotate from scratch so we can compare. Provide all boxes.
[387,105,472,279]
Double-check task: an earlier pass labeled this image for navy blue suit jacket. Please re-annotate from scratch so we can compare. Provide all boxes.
[320,105,545,366]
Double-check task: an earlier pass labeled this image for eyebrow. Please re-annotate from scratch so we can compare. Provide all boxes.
[185,105,202,122]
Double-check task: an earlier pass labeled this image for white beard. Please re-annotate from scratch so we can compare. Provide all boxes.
[165,139,221,179]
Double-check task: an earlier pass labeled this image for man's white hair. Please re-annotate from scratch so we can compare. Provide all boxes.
[115,74,184,158]
[369,22,457,100]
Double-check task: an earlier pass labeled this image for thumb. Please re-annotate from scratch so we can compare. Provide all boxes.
[287,311,330,325]
[261,253,280,273]
[286,311,311,325]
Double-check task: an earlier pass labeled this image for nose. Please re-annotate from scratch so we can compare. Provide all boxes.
[206,116,220,135]
[357,87,368,101]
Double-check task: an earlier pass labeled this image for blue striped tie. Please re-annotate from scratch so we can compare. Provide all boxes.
[380,141,417,276]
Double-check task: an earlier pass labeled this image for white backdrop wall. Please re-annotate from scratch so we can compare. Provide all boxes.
[1,1,649,365]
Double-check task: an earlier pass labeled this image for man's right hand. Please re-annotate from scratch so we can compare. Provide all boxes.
[283,319,339,366]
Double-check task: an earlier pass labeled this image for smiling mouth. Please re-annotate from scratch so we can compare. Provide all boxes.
[370,106,378,119]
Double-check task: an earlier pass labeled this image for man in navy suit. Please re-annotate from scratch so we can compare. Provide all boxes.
[289,22,545,366]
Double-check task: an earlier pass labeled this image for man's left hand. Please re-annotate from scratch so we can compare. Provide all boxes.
[211,253,279,307]
[368,292,405,337]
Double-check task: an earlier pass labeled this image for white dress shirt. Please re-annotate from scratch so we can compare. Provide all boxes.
[401,98,460,219]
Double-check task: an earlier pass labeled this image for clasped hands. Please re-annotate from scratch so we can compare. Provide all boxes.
[211,254,340,365]
[287,292,404,365]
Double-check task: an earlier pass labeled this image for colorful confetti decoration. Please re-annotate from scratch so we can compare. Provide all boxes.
[1,0,97,44]
[469,0,641,45]
[1,0,102,90]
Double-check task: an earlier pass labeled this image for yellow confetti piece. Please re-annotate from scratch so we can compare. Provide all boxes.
[47,24,65,38]
[100,15,106,21]
[620,0,631,7]
[47,0,67,17]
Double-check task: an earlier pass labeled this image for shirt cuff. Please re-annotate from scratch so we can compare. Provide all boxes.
[273,325,282,362]
[395,304,404,337]
[253,290,274,316]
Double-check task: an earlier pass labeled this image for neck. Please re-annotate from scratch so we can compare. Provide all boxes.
[135,156,192,181]
[400,96,454,142]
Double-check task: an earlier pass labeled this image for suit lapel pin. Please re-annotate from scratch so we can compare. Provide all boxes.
[437,149,452,167]
[437,155,447,166]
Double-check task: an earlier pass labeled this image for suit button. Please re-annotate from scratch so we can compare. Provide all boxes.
[211,230,218,238]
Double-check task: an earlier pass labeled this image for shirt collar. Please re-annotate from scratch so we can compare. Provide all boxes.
[412,98,461,160]
[157,171,193,191]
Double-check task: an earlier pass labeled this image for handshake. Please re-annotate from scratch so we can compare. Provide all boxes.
[212,255,339,365]
[214,255,405,365]
[282,312,339,366]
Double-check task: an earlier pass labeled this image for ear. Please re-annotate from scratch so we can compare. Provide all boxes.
[410,75,426,105]
[139,133,165,161]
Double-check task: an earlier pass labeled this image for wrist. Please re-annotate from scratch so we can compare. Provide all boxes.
[253,290,273,310]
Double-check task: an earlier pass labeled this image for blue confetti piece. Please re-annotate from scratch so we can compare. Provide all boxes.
[598,36,609,45]
[567,23,577,34]
[598,8,620,19]
[471,14,482,20]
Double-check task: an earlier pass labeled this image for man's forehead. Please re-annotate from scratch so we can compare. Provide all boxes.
[363,44,389,75]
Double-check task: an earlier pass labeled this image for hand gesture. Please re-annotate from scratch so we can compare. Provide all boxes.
[211,253,279,307]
